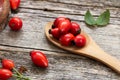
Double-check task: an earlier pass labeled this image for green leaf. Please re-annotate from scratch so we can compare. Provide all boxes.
[96,9,110,26]
[85,10,96,25]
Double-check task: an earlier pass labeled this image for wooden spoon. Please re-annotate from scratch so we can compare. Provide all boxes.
[45,22,120,74]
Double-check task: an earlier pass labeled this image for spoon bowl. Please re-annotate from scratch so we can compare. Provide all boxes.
[45,22,120,74]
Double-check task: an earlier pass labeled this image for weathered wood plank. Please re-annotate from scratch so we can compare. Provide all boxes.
[17,8,120,25]
[21,0,120,8]
[20,0,120,18]
[0,50,120,80]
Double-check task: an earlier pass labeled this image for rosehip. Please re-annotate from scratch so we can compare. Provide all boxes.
[58,19,71,35]
[53,17,66,28]
[70,22,81,35]
[30,50,48,68]
[49,28,61,39]
[0,69,12,80]
[1,59,15,70]
[59,33,74,46]
[10,0,20,10]
[74,34,86,47]
[9,17,23,31]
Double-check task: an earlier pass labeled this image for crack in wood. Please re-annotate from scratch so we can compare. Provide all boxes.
[19,7,120,19]
[0,44,65,53]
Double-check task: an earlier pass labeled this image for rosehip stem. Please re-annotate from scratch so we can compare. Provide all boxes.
[13,74,30,80]
[13,68,30,80]
[13,68,22,77]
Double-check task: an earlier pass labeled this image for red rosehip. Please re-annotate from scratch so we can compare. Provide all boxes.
[0,69,12,80]
[9,17,23,31]
[59,33,75,46]
[49,28,61,39]
[74,34,86,47]
[53,17,66,28]
[58,19,71,35]
[30,50,48,68]
[1,59,15,70]
[10,0,20,10]
[70,22,81,35]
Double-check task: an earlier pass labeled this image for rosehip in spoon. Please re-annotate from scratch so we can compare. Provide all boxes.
[74,34,86,47]
[59,33,74,46]
[49,28,61,39]
[58,19,71,35]
[53,17,67,28]
[70,22,81,36]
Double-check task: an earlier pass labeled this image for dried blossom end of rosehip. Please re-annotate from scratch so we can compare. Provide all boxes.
[66,18,71,22]
[49,29,52,34]
[71,40,75,46]
[76,29,81,35]
[49,28,61,39]
[52,25,55,29]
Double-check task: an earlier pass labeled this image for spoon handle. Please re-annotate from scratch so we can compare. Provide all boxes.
[80,39,120,74]
[45,22,120,74]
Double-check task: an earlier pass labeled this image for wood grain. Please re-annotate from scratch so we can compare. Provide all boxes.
[0,0,120,79]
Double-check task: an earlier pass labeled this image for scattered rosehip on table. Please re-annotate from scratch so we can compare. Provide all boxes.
[9,17,23,31]
[9,0,22,31]
[0,69,12,80]
[1,59,15,70]
[30,50,48,68]
[10,0,21,10]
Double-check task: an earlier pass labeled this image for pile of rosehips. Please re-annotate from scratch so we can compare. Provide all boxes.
[49,17,86,47]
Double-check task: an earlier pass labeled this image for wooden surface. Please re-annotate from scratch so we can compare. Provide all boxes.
[0,0,120,80]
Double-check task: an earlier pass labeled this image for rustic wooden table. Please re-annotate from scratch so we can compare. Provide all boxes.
[0,0,120,80]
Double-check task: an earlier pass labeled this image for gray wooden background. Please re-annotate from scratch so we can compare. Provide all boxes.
[0,0,120,80]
